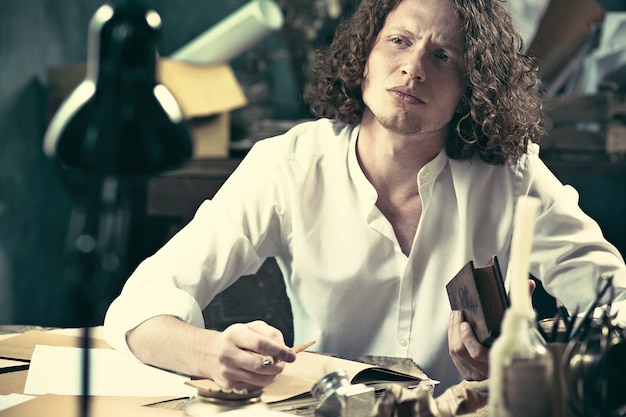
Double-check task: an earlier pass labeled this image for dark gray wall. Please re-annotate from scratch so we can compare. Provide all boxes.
[0,0,295,326]
[1,0,624,327]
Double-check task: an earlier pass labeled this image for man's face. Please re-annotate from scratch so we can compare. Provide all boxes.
[361,0,465,137]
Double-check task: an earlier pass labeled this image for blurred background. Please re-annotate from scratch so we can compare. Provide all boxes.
[0,0,624,328]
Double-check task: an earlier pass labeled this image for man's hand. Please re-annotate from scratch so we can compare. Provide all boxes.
[206,320,297,391]
[448,279,537,381]
[126,316,296,392]
[448,310,489,381]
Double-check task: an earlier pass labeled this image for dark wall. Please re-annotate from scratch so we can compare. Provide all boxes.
[0,0,624,327]
[554,170,626,258]
[0,0,306,326]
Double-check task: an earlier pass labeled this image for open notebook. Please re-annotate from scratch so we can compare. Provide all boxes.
[186,351,436,411]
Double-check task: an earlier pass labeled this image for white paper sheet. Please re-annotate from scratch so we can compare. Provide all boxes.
[24,345,194,397]
[0,394,35,412]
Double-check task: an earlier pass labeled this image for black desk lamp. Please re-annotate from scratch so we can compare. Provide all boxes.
[44,1,192,175]
[43,2,192,416]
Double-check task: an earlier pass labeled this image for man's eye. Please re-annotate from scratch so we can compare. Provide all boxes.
[435,52,450,62]
[391,37,404,45]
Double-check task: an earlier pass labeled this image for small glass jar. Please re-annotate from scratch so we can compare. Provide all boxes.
[311,369,351,402]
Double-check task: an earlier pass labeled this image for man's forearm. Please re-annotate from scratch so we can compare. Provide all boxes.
[126,315,219,378]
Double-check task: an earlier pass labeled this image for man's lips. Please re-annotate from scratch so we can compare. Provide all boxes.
[388,87,425,104]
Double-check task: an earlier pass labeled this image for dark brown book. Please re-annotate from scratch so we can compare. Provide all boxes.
[446,256,508,346]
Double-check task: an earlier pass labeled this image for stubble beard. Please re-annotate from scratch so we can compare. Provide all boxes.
[373,110,425,137]
[370,102,455,139]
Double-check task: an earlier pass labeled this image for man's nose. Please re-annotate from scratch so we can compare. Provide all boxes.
[401,50,427,81]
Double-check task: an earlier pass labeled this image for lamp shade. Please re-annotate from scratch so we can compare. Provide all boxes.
[44,2,192,176]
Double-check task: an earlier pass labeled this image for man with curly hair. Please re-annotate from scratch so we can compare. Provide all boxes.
[104,0,626,392]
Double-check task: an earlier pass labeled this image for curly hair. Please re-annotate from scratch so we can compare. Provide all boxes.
[304,0,544,165]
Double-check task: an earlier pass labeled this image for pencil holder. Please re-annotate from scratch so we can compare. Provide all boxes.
[560,310,626,416]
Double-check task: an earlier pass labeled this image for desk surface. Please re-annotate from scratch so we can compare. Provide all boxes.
[0,326,488,417]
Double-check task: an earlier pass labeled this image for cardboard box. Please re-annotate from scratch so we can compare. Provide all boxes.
[543,91,626,155]
[46,58,247,159]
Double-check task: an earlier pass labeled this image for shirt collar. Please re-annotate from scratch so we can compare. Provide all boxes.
[348,126,450,203]
[417,147,448,196]
[348,125,378,206]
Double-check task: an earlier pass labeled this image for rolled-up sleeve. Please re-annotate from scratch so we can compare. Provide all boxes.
[103,140,287,356]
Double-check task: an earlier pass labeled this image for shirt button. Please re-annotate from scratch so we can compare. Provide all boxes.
[399,338,408,347]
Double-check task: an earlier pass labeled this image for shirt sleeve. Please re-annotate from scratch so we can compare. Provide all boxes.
[523,151,626,320]
[103,139,288,355]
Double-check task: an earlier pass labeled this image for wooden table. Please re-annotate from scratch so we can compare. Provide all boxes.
[0,326,488,416]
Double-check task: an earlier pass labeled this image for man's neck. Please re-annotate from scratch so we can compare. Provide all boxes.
[356,119,447,255]
[356,118,447,190]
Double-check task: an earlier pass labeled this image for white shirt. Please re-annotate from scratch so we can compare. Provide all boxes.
[104,118,626,391]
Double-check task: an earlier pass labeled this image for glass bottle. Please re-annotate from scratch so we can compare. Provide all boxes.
[488,307,553,417]
[489,196,552,416]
